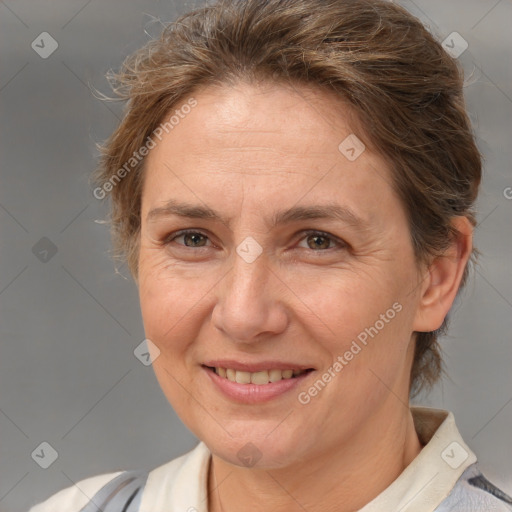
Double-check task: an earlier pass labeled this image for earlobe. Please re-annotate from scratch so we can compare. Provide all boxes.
[412,217,473,332]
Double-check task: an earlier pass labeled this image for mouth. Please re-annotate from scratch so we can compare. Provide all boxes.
[202,365,315,385]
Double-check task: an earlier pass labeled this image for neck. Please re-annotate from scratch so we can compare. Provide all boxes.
[207,406,422,512]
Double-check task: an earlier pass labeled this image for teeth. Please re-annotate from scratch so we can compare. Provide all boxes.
[235,371,251,384]
[269,369,283,382]
[251,371,270,385]
[213,367,308,385]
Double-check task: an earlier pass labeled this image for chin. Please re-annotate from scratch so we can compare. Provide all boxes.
[202,426,305,469]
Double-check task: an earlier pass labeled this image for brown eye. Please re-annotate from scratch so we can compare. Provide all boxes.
[306,234,332,250]
[168,230,210,248]
[298,230,345,251]
[183,233,207,247]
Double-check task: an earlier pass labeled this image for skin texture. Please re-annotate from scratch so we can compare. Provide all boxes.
[137,81,473,512]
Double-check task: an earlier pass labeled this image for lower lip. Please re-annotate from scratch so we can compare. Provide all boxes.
[202,366,314,404]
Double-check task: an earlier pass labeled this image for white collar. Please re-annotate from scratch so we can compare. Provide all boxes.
[360,407,476,511]
[139,407,476,512]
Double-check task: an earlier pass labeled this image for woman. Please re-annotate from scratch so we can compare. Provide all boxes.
[30,0,512,510]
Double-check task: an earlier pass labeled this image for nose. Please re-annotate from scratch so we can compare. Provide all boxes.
[211,249,289,344]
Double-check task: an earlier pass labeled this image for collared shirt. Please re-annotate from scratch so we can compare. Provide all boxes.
[29,407,512,511]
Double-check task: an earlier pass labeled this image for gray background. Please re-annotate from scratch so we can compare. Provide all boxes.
[0,0,510,511]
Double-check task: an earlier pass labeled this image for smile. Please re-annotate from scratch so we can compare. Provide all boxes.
[205,366,312,385]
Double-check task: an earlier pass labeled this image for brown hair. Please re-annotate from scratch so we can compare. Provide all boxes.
[92,0,482,396]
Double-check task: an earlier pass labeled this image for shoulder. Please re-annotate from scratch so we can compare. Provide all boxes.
[436,463,512,511]
[28,443,209,512]
[138,441,211,510]
[28,470,124,512]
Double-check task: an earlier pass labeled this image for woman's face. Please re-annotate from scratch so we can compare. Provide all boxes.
[138,82,426,468]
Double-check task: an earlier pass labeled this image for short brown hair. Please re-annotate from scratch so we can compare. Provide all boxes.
[92,0,482,396]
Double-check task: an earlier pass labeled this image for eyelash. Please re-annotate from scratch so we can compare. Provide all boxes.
[163,229,347,253]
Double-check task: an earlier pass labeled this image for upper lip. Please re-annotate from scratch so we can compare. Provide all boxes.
[203,360,315,372]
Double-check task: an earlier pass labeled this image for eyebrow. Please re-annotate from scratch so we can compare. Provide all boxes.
[146,199,367,230]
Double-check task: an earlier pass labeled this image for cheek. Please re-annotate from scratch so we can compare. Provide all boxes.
[138,257,209,422]
[137,250,211,351]
[297,268,402,336]
[303,267,416,379]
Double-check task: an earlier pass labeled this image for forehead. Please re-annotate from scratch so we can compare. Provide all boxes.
[141,81,399,224]
[165,81,365,158]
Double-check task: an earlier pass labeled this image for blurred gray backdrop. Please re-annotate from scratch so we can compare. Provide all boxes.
[0,0,511,511]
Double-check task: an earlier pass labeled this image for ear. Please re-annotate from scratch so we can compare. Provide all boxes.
[412,217,473,332]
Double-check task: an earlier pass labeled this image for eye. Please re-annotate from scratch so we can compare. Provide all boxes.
[163,229,346,253]
[166,230,212,248]
[297,230,346,251]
